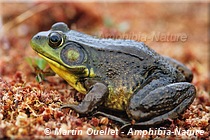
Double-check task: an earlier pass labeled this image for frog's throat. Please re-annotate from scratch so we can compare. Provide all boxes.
[37,53,87,94]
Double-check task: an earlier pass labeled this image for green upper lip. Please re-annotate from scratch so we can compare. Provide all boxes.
[37,53,65,69]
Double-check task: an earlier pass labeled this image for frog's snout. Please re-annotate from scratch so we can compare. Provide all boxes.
[32,32,48,42]
[31,34,40,49]
[32,34,42,41]
[31,31,49,50]
[31,34,40,45]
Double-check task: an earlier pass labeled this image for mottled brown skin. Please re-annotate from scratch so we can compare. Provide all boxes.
[31,22,196,128]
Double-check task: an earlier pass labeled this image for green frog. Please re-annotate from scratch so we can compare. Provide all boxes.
[30,22,196,128]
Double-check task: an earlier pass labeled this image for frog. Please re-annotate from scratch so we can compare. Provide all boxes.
[30,22,196,129]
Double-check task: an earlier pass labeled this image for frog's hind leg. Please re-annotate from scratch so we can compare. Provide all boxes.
[163,56,193,82]
[127,79,196,126]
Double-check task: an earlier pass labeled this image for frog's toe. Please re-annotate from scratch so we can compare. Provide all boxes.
[93,111,128,125]
[60,104,89,114]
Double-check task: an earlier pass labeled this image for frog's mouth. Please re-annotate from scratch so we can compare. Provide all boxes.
[37,53,68,72]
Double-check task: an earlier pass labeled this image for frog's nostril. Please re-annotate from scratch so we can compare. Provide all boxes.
[31,35,42,46]
[35,35,41,40]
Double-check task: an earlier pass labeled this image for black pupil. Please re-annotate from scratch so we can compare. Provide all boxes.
[48,32,62,48]
[50,34,59,43]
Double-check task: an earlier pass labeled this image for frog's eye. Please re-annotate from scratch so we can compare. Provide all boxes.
[60,42,86,65]
[48,32,63,48]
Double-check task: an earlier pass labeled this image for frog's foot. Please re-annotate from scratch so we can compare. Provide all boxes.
[60,83,108,114]
[127,82,196,126]
[163,56,193,82]
[93,111,129,125]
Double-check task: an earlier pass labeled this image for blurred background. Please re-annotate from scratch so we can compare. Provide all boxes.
[0,2,209,90]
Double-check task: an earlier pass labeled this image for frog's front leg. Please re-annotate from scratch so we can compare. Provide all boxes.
[126,78,196,126]
[61,83,108,114]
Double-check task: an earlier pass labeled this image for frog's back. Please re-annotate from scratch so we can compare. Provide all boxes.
[67,30,164,83]
[67,30,158,58]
